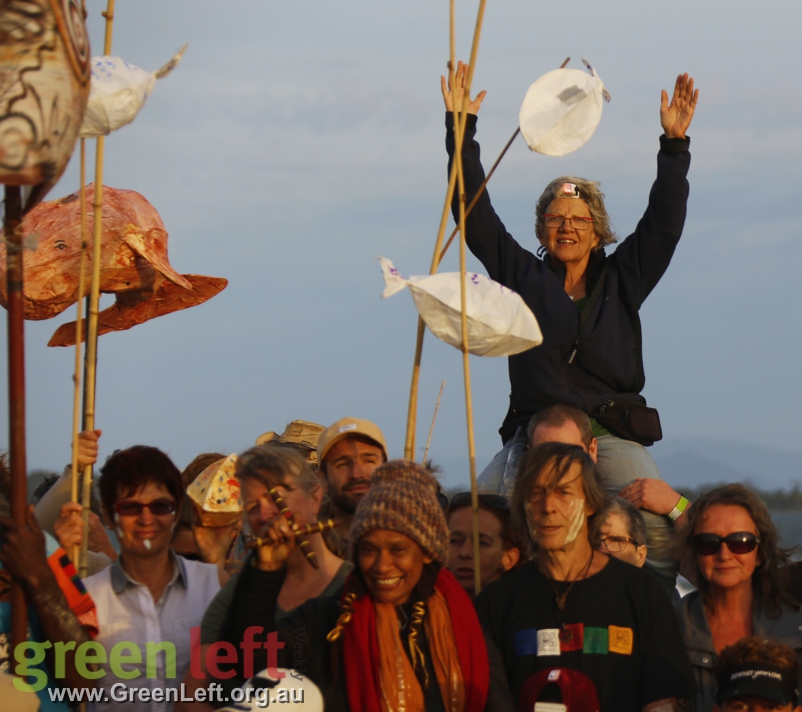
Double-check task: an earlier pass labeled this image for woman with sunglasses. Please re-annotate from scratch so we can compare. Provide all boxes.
[447,492,524,596]
[80,446,224,712]
[675,483,802,712]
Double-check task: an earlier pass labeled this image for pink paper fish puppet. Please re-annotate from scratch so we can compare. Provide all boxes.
[0,184,227,346]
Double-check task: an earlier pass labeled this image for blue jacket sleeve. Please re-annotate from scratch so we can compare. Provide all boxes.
[445,112,540,291]
[611,135,691,308]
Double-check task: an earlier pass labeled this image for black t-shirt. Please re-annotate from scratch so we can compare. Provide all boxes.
[475,556,696,712]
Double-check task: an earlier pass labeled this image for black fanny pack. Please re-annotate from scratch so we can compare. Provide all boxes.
[592,399,663,447]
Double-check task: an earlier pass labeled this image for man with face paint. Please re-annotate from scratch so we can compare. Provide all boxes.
[81,447,223,712]
[475,442,696,712]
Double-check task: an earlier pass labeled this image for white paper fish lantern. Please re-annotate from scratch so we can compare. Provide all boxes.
[0,0,90,211]
[519,57,610,157]
[79,44,187,138]
[380,257,542,357]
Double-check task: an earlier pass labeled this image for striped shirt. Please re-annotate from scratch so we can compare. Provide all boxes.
[84,551,220,712]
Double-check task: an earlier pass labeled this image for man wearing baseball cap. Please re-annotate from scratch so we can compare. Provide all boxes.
[316,417,388,549]
[713,637,800,712]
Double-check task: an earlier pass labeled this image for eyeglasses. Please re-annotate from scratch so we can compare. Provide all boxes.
[542,214,594,230]
[114,499,176,517]
[447,492,509,514]
[694,532,759,556]
[599,535,641,553]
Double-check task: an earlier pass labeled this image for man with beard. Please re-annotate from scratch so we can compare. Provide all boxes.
[316,417,388,554]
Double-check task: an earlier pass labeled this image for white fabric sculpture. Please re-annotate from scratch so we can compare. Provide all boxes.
[79,44,187,138]
[519,57,611,157]
[379,257,542,357]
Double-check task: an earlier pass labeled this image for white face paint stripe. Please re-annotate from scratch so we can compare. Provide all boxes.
[143,538,152,551]
[563,499,586,545]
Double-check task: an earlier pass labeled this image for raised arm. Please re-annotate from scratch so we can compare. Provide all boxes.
[442,61,538,290]
[613,74,699,307]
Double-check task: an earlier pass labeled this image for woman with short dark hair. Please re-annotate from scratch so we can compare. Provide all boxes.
[674,483,802,712]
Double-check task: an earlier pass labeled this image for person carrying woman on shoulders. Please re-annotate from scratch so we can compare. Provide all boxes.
[218,460,514,711]
[674,483,802,712]
[442,62,699,595]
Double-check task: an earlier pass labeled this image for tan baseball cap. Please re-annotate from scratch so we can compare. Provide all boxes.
[255,419,325,464]
[316,417,388,466]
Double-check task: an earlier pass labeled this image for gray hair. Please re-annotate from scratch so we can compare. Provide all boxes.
[534,176,617,248]
[599,496,647,547]
[236,445,320,496]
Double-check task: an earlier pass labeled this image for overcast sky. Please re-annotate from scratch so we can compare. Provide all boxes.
[3,0,802,488]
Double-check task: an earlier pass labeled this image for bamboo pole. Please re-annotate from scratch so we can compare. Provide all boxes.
[5,184,27,656]
[451,0,489,596]
[421,379,445,464]
[79,0,116,579]
[70,139,88,565]
[402,0,487,459]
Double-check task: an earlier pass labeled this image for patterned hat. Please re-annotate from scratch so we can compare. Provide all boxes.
[349,460,448,564]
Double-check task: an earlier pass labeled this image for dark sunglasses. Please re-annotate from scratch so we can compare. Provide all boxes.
[694,531,759,556]
[447,492,509,514]
[114,499,176,517]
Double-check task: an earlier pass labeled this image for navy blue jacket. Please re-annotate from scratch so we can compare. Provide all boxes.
[445,113,691,442]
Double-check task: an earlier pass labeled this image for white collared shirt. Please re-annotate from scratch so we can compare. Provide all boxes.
[84,551,220,712]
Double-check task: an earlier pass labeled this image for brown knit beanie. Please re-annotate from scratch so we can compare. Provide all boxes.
[349,459,448,564]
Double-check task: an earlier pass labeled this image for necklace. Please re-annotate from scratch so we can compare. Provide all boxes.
[542,550,594,611]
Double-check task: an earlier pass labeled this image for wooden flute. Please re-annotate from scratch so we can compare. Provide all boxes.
[242,518,340,549]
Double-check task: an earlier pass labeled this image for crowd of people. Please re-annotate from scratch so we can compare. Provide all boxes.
[0,408,800,712]
[0,65,799,712]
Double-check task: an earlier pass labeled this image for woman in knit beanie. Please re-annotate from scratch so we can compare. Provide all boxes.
[218,459,514,712]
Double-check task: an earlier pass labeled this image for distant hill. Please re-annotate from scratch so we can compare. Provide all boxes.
[651,437,802,490]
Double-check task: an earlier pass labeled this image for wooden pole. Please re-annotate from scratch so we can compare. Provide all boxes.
[402,1,460,460]
[70,139,88,565]
[422,379,445,464]
[403,0,486,459]
[79,0,116,578]
[5,184,27,656]
[451,0,488,595]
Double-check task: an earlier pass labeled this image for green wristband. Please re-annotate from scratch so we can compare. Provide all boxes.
[668,495,689,522]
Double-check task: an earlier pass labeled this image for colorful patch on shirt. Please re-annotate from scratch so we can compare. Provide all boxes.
[558,623,584,652]
[536,628,561,657]
[513,628,539,657]
[608,625,633,655]
[583,626,608,654]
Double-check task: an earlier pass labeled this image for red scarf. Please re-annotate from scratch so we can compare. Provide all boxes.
[342,568,489,712]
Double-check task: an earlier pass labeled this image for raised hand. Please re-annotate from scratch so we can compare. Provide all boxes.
[252,514,297,572]
[619,478,682,517]
[54,501,85,555]
[441,60,487,115]
[75,428,102,467]
[660,73,698,139]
